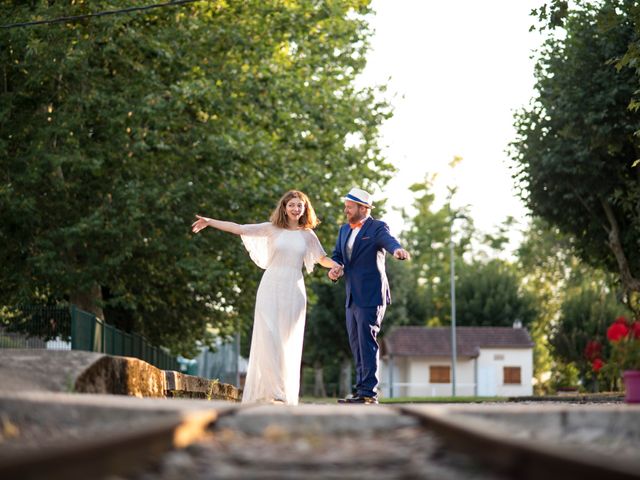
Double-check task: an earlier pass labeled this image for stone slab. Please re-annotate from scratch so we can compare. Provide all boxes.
[0,389,239,416]
[75,354,166,397]
[0,349,104,393]
[165,371,240,401]
[0,349,240,400]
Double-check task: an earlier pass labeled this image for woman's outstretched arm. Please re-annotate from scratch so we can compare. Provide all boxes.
[317,255,342,270]
[318,255,344,281]
[191,214,243,235]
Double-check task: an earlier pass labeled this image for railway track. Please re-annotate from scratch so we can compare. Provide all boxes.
[400,404,640,480]
[1,393,639,480]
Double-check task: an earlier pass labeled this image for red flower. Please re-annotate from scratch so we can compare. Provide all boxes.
[606,316,640,371]
[584,340,602,361]
[607,319,630,342]
[631,321,640,340]
[615,316,629,325]
[592,358,604,372]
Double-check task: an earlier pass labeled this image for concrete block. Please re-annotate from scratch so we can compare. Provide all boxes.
[165,371,240,401]
[75,355,166,397]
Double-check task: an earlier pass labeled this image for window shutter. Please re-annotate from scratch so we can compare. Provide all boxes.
[503,366,521,384]
[429,365,451,383]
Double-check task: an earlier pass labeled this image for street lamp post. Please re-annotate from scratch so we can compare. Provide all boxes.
[447,185,461,398]
[450,233,457,397]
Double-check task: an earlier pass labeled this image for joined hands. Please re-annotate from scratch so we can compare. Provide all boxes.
[328,264,344,281]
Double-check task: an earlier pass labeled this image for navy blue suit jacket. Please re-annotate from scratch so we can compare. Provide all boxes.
[331,217,402,308]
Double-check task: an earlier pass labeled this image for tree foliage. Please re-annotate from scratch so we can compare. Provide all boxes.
[549,272,627,389]
[303,279,350,366]
[455,259,538,328]
[516,217,594,391]
[399,177,474,326]
[517,217,628,390]
[510,0,640,309]
[515,217,576,391]
[0,0,393,354]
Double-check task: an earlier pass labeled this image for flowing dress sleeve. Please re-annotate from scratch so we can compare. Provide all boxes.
[303,229,327,274]
[239,222,276,270]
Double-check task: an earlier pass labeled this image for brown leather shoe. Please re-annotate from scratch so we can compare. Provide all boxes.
[360,396,379,405]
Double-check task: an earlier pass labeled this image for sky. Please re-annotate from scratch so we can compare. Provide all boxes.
[357,0,547,248]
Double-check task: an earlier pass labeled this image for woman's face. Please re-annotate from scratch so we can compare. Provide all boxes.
[285,197,305,223]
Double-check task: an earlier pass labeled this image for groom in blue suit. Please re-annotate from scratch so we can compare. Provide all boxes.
[329,188,410,404]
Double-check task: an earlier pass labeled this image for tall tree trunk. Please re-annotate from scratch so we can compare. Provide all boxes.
[601,199,640,294]
[313,361,327,398]
[339,358,352,398]
[70,282,104,320]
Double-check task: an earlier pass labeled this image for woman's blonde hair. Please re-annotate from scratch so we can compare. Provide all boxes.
[270,190,320,229]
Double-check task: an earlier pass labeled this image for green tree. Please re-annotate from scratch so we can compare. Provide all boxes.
[550,273,627,390]
[380,253,416,327]
[0,0,393,354]
[303,279,351,397]
[516,217,581,392]
[511,0,640,310]
[399,177,473,327]
[455,259,538,328]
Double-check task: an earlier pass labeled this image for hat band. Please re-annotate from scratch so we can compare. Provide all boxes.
[345,193,370,206]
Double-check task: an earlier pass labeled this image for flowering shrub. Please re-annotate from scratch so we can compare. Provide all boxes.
[606,316,640,372]
[584,340,604,373]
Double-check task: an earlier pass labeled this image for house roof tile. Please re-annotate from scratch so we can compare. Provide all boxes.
[382,326,534,358]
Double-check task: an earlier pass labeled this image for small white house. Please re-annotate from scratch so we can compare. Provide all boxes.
[379,326,534,398]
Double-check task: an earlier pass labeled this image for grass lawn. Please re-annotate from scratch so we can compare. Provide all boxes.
[300,396,508,404]
[299,396,342,404]
[380,396,507,404]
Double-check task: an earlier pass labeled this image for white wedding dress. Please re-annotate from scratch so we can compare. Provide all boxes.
[239,222,326,405]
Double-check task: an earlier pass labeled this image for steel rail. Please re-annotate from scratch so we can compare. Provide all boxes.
[1,402,639,479]
[0,410,218,480]
[398,404,640,480]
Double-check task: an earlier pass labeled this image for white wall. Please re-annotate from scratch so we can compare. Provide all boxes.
[476,348,533,397]
[378,356,407,398]
[380,355,476,397]
[380,347,533,398]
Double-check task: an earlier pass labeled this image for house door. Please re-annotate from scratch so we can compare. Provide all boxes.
[478,366,497,396]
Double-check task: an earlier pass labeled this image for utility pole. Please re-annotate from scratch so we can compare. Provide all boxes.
[450,231,457,397]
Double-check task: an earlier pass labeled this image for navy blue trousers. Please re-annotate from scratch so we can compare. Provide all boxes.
[346,303,386,398]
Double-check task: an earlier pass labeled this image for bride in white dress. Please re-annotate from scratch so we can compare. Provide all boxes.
[191,190,343,405]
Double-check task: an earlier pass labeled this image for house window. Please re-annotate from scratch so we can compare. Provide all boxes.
[430,365,450,383]
[504,366,521,385]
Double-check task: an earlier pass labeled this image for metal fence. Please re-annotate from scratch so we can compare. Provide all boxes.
[0,305,72,350]
[0,305,179,371]
[196,336,243,385]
